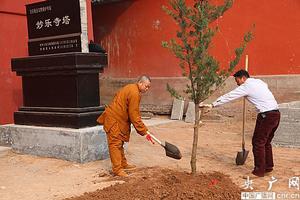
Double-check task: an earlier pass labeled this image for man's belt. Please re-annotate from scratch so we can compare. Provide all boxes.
[259,109,279,119]
[260,109,279,115]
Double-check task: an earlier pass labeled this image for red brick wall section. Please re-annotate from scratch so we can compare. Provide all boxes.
[0,0,32,124]
[93,0,300,77]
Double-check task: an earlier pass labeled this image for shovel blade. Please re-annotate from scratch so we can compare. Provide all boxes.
[235,149,249,165]
[164,141,182,160]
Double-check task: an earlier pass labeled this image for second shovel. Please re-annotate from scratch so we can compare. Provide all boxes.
[236,97,249,165]
[236,55,250,165]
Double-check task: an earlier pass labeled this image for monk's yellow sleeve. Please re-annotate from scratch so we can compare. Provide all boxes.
[128,91,148,136]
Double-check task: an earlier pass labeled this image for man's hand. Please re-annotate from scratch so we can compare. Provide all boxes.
[145,134,155,144]
[199,103,213,108]
[199,103,213,114]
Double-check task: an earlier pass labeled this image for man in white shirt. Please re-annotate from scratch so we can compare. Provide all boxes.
[208,70,281,177]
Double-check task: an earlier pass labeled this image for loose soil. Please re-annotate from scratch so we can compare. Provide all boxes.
[65,167,241,200]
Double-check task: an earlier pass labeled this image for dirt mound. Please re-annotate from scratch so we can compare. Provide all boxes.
[65,167,241,200]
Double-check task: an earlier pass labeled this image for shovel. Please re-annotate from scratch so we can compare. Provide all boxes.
[236,55,250,165]
[148,132,182,160]
[235,98,249,165]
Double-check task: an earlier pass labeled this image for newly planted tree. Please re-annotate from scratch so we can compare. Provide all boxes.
[162,0,253,174]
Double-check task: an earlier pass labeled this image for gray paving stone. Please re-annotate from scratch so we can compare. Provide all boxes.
[170,98,184,120]
[185,102,195,123]
[273,101,300,148]
[0,146,11,158]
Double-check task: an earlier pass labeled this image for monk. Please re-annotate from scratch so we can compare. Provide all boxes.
[97,75,154,177]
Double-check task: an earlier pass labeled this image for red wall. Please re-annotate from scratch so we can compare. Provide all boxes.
[92,0,300,77]
[0,0,299,124]
[0,0,33,125]
[0,0,94,125]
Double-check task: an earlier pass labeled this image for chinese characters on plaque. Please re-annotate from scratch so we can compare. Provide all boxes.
[35,15,71,29]
[26,0,82,56]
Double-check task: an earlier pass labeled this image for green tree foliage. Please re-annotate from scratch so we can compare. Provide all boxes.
[162,0,253,174]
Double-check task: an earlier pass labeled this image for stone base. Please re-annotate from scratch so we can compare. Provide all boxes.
[0,127,12,146]
[0,124,109,163]
[14,106,104,129]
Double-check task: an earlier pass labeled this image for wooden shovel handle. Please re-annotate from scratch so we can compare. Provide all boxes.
[242,55,248,149]
[242,98,246,149]
[147,132,163,146]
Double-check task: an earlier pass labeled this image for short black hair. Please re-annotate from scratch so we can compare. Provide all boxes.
[233,70,250,78]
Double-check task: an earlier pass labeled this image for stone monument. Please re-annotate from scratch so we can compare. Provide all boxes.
[0,0,109,162]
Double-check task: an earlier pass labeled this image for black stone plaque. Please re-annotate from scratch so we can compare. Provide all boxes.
[26,0,83,56]
[28,35,82,56]
[26,0,81,39]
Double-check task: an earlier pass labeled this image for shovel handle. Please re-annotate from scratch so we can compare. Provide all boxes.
[242,97,246,148]
[242,55,248,149]
[147,132,163,146]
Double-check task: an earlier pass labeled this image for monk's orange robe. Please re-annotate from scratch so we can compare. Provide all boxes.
[97,83,148,174]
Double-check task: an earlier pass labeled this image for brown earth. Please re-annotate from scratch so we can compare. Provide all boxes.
[65,167,241,200]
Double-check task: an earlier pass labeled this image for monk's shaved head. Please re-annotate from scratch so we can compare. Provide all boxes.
[137,75,151,93]
[137,75,151,83]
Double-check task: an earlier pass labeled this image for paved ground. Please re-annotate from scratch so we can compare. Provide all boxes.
[0,146,10,160]
[0,102,299,200]
[0,146,10,153]
[0,118,177,200]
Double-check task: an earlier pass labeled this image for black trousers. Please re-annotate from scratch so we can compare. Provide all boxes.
[252,110,281,175]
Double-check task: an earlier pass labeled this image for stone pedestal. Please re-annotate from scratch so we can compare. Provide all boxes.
[0,124,109,163]
[11,52,107,128]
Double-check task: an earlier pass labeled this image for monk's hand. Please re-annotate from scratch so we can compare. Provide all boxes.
[145,134,155,144]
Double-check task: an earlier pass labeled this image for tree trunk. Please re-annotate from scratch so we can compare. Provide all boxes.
[190,103,202,174]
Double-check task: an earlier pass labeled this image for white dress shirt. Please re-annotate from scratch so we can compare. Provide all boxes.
[212,78,278,113]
